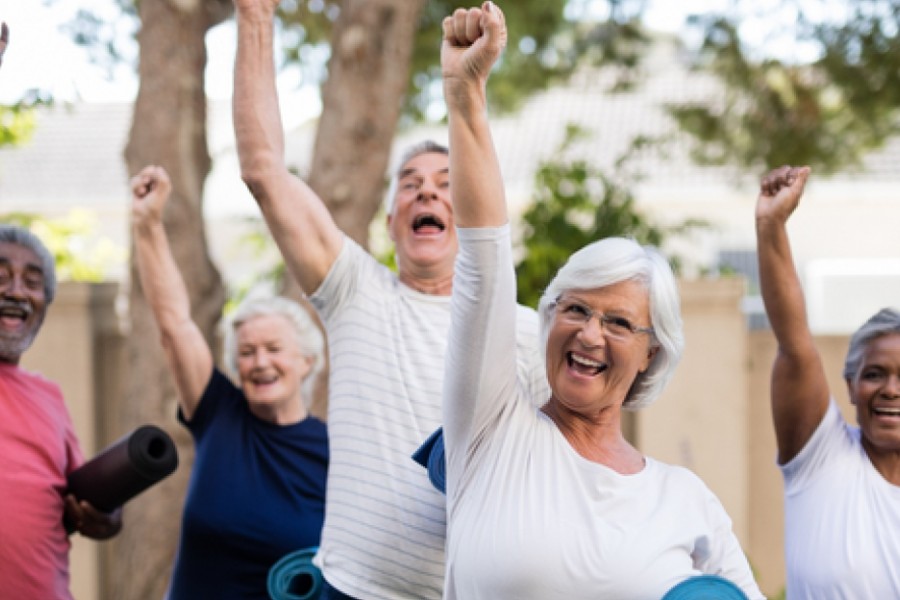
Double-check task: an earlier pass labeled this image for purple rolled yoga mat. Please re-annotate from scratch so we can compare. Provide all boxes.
[66,424,178,512]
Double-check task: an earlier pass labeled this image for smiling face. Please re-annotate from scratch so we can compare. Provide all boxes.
[235,314,313,423]
[386,151,457,288]
[545,280,657,419]
[0,242,48,365]
[847,332,900,459]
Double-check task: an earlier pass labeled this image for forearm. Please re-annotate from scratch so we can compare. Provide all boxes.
[446,78,507,228]
[133,221,193,337]
[233,6,284,196]
[756,217,814,354]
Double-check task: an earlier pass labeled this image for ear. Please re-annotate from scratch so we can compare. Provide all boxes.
[386,213,397,242]
[640,344,660,374]
[299,354,316,380]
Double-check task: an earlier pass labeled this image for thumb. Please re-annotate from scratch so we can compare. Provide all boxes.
[793,166,811,192]
[480,1,507,55]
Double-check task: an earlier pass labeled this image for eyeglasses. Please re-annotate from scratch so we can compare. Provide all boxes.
[552,297,654,341]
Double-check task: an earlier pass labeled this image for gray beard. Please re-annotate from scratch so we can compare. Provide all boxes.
[0,331,37,363]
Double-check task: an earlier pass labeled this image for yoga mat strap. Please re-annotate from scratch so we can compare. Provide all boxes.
[66,424,179,513]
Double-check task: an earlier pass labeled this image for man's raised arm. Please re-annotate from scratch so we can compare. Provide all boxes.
[232,0,342,294]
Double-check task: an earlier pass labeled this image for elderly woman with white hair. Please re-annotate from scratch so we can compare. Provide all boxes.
[438,4,763,599]
[131,165,328,599]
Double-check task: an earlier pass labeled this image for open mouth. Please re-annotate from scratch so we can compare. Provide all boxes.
[251,373,278,387]
[872,406,900,418]
[567,352,607,376]
[412,214,446,234]
[0,303,30,327]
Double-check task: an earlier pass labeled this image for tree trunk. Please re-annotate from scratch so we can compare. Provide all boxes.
[107,1,230,599]
[308,0,425,246]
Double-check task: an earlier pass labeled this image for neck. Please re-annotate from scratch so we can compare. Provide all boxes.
[0,354,20,366]
[398,269,454,296]
[541,398,644,474]
[249,398,308,426]
[862,438,900,486]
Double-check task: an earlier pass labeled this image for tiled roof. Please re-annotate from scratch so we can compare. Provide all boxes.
[0,102,131,210]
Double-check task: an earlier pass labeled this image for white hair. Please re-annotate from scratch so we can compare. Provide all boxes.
[844,307,900,381]
[223,296,325,408]
[537,237,684,410]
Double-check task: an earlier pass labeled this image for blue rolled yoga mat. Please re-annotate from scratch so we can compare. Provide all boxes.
[411,427,446,494]
[661,575,749,600]
[267,546,323,600]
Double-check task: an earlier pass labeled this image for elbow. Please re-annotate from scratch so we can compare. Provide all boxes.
[238,151,280,204]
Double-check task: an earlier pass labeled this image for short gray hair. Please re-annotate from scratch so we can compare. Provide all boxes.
[223,296,325,407]
[384,140,449,215]
[537,237,684,410]
[843,307,900,381]
[0,224,57,305]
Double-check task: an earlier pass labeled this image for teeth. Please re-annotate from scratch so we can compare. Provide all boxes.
[874,408,900,416]
[571,354,604,369]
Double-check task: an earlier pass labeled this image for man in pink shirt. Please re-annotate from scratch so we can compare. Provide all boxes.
[0,223,123,599]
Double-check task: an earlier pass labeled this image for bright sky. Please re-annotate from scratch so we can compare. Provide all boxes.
[0,0,739,107]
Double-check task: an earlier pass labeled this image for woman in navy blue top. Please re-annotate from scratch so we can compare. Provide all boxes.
[132,165,328,599]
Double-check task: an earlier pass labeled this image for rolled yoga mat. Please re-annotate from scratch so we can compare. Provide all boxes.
[267,547,323,600]
[411,427,446,494]
[661,575,749,600]
[66,424,179,513]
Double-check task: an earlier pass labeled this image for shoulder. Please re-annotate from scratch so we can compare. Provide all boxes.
[646,458,715,496]
[2,364,64,398]
[309,235,396,313]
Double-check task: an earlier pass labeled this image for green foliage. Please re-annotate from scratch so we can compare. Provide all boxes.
[670,2,900,173]
[0,104,36,147]
[271,0,592,121]
[64,1,649,124]
[405,0,650,122]
[515,125,707,308]
[0,210,125,282]
[0,92,53,148]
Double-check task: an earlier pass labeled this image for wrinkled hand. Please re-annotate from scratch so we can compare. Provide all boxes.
[441,1,507,90]
[131,165,172,227]
[0,23,9,69]
[64,494,123,540]
[756,165,811,224]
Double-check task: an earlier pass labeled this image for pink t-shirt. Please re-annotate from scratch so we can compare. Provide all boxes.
[0,362,83,600]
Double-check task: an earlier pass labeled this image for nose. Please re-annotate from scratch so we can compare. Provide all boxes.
[416,180,439,202]
[249,349,272,369]
[1,275,27,299]
[884,374,900,399]
[576,316,605,346]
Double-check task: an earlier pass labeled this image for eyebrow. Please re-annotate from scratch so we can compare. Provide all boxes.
[562,294,640,317]
[0,258,44,275]
[398,167,450,179]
